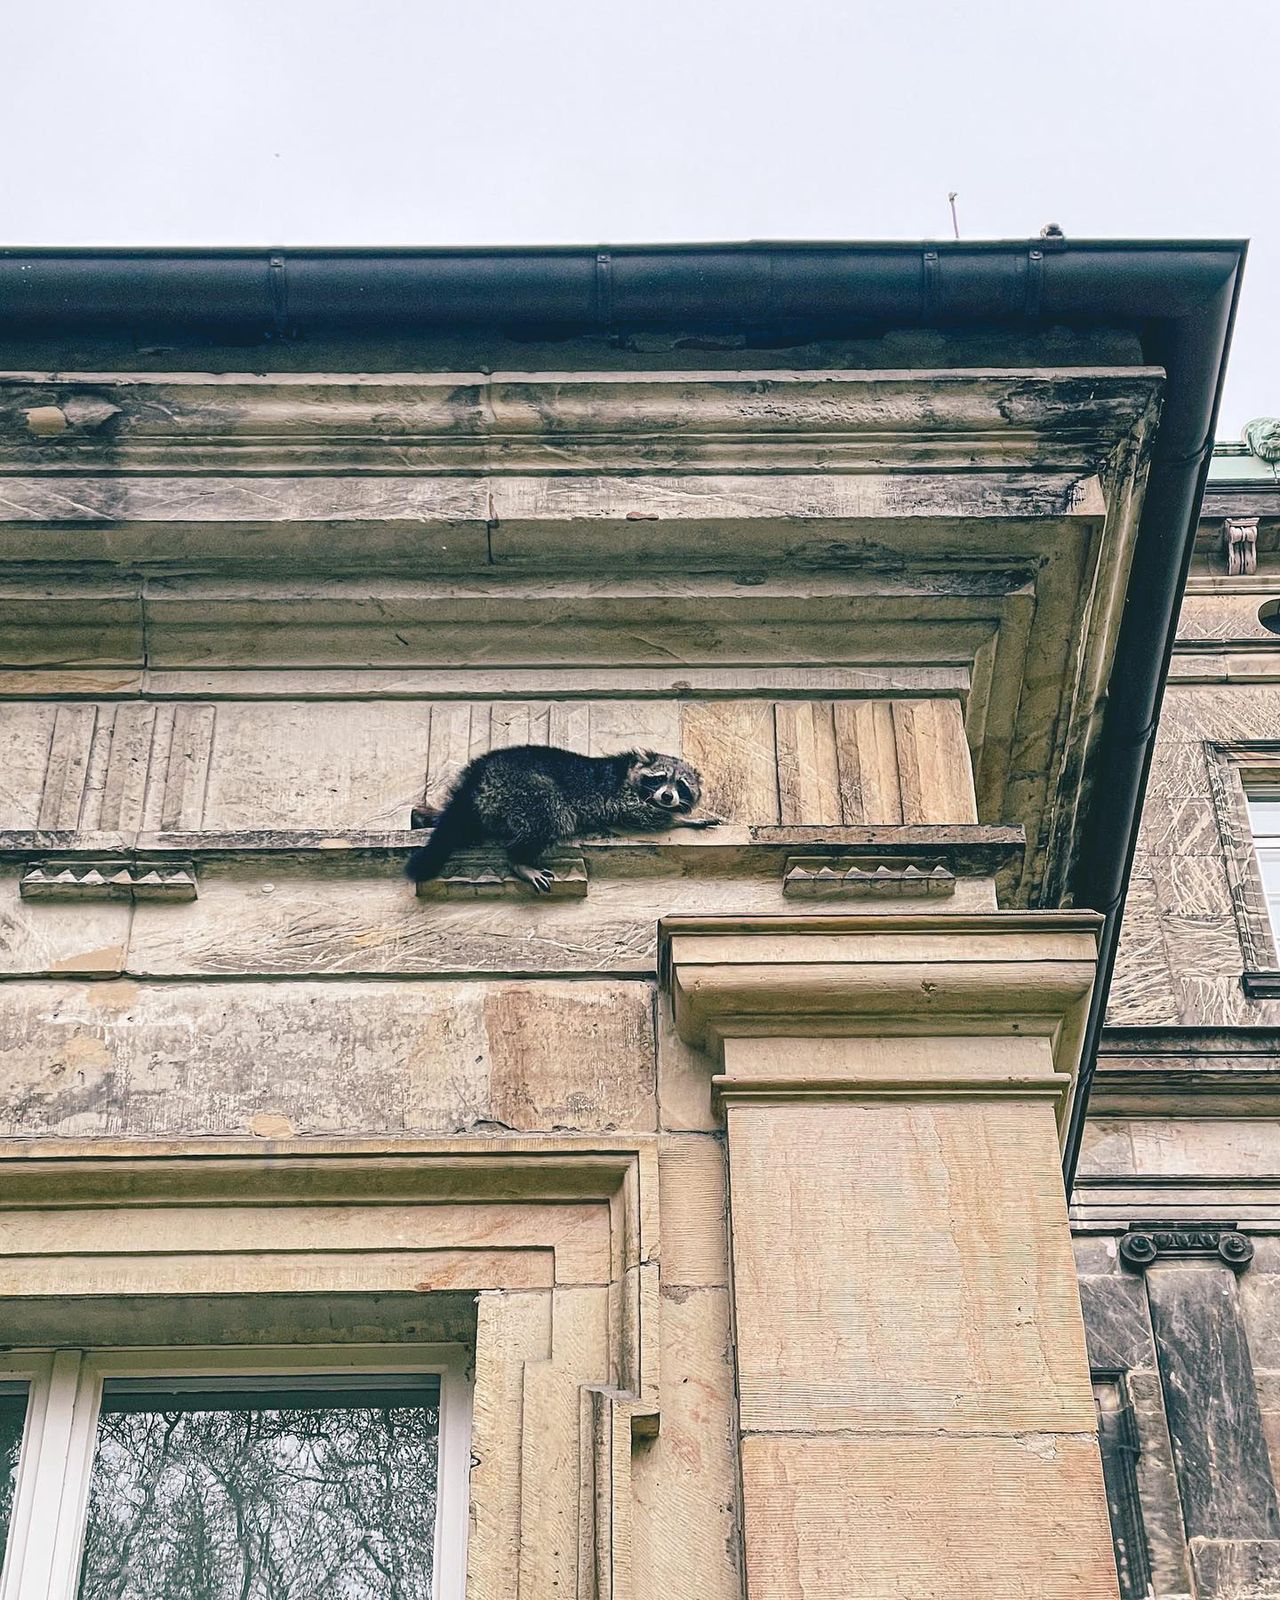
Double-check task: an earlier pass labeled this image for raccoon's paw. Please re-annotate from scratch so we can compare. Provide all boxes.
[677,813,724,829]
[511,863,555,894]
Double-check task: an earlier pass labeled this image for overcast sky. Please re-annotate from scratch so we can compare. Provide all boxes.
[7,0,1277,434]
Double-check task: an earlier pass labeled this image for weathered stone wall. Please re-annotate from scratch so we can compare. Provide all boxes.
[0,353,1163,1600]
[1086,497,1280,1599]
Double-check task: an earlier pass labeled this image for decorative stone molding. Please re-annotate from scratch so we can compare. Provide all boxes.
[1222,516,1259,576]
[1091,1026,1280,1116]
[19,858,198,902]
[1243,417,1280,464]
[661,911,1099,1071]
[0,370,1160,475]
[1119,1228,1254,1271]
[781,856,954,898]
[661,912,1100,1142]
[708,1071,1073,1109]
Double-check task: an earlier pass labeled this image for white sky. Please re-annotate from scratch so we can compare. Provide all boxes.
[7,0,1278,435]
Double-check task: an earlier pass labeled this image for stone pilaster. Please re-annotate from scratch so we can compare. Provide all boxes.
[662,913,1120,1600]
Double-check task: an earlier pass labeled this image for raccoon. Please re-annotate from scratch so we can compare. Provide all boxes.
[405,745,719,892]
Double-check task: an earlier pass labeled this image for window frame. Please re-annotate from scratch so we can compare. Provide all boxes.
[1246,787,1280,946]
[1091,1368,1153,1600]
[1205,742,1280,996]
[0,1352,57,1599]
[0,1343,471,1600]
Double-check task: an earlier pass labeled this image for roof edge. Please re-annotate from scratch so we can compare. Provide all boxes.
[0,239,1248,336]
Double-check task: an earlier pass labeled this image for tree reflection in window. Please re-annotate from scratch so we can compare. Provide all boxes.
[76,1378,440,1600]
[0,1386,27,1568]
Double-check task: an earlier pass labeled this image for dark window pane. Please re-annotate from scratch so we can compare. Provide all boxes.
[0,1386,28,1569]
[76,1377,441,1600]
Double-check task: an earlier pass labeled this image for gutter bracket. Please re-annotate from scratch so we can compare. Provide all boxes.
[922,249,941,317]
[1024,247,1044,318]
[268,252,289,339]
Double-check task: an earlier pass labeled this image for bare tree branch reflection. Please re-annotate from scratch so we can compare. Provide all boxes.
[0,1392,26,1565]
[76,1394,439,1600]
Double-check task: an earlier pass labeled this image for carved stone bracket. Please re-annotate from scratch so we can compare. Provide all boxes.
[782,856,955,899]
[1243,418,1280,464]
[20,858,198,902]
[413,850,588,899]
[1119,1227,1254,1272]
[1222,516,1259,576]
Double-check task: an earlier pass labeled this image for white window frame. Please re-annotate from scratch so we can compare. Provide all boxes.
[0,1343,471,1600]
[1247,789,1280,947]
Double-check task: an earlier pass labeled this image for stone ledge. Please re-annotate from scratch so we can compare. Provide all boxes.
[0,824,1024,879]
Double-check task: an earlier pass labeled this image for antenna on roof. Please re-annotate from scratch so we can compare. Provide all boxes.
[947,193,960,240]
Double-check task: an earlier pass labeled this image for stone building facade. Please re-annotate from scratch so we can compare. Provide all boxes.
[1081,427,1280,1600]
[0,242,1250,1599]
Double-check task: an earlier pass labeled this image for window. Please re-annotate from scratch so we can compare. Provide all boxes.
[1248,791,1280,946]
[1205,746,1280,996]
[1092,1372,1152,1600]
[0,1346,470,1600]
[0,1384,27,1570]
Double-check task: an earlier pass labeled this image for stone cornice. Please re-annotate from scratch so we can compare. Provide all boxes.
[0,368,1161,475]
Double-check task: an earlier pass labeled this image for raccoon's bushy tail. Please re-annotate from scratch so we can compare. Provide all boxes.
[404,796,473,884]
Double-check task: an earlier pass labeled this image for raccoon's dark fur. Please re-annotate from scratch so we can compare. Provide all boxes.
[405,745,717,893]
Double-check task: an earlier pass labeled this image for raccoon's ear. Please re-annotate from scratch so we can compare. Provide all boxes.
[630,748,656,765]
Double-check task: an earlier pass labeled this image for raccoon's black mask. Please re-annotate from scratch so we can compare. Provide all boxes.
[629,752,703,813]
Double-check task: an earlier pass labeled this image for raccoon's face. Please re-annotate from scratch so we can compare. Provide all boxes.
[632,752,703,812]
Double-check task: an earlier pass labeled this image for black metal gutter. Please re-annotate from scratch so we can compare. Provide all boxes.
[0,238,1247,1190]
[0,239,1247,339]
